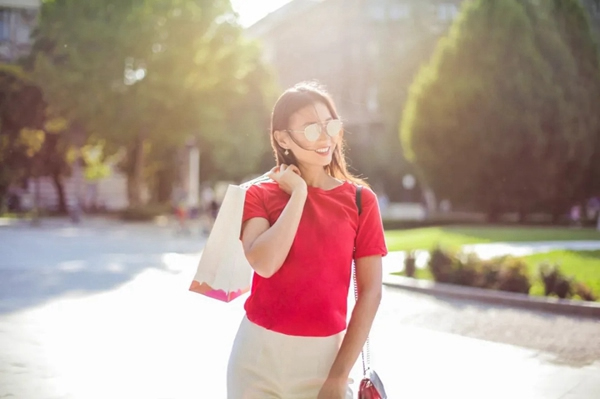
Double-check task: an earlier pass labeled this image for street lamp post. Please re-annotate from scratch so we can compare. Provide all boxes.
[186,139,200,214]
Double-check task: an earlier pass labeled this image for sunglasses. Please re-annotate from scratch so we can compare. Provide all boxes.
[285,119,343,142]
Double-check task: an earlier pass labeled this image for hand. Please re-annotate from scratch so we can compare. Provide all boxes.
[317,377,348,399]
[268,164,307,196]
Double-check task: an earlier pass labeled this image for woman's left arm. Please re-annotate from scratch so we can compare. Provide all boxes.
[319,255,382,397]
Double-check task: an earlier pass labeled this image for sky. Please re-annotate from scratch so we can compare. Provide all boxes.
[230,0,294,27]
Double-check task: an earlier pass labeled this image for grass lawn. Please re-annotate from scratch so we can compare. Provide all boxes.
[522,250,600,298]
[386,226,600,301]
[385,225,600,252]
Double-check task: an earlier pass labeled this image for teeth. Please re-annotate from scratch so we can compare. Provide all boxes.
[316,147,329,153]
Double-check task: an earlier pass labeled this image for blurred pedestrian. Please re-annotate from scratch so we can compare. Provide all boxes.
[173,187,189,235]
[570,205,581,227]
[227,82,387,399]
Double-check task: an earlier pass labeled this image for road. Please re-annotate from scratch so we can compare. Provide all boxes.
[0,219,598,398]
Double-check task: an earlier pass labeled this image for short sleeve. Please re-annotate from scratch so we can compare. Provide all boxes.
[243,184,268,223]
[354,187,388,259]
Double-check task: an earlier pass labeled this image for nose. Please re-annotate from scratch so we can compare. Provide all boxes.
[316,124,328,138]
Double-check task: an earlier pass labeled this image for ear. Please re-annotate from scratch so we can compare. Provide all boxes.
[273,130,290,150]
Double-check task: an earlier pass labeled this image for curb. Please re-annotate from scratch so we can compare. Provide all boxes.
[383,274,600,318]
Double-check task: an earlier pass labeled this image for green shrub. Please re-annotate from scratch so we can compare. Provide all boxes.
[453,253,481,287]
[539,262,560,296]
[426,249,532,295]
[494,257,531,294]
[421,248,594,301]
[404,251,417,278]
[428,249,490,287]
[539,263,573,299]
[477,258,502,289]
[428,247,455,283]
[573,281,597,302]
[554,277,573,299]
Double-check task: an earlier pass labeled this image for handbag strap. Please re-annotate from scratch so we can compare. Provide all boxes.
[353,185,371,376]
[239,172,272,189]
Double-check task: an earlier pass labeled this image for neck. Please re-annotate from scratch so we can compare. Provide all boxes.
[297,165,337,189]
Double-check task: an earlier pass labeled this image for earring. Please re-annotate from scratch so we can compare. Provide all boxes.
[284,149,289,156]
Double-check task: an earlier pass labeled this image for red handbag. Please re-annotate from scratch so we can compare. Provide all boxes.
[355,185,387,399]
[358,368,387,399]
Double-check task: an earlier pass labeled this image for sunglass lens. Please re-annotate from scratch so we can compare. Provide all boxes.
[304,124,321,142]
[326,120,342,137]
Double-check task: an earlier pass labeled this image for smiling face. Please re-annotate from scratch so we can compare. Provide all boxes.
[274,101,343,169]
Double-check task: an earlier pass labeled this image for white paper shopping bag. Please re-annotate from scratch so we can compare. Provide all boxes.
[189,174,269,302]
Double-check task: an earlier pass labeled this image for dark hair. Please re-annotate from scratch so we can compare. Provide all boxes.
[270,81,367,186]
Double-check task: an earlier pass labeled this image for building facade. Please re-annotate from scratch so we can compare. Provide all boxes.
[247,0,462,131]
[582,0,600,38]
[0,0,39,63]
[246,0,462,200]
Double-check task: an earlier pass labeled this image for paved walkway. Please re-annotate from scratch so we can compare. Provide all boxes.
[2,260,599,399]
[1,223,599,398]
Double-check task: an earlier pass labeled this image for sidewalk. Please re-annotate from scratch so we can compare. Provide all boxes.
[1,254,599,399]
[371,312,600,399]
[1,226,599,398]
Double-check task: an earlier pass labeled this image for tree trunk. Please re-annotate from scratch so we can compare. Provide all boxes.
[127,133,145,208]
[0,185,6,213]
[51,171,67,214]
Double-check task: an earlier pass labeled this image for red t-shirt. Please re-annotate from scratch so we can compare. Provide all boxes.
[242,180,388,337]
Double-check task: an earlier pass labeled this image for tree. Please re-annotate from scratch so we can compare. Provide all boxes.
[0,64,46,210]
[375,3,451,201]
[32,0,275,207]
[37,116,72,214]
[515,0,597,219]
[401,0,595,220]
[549,0,600,210]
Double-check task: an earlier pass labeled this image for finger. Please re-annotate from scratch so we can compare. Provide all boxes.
[279,164,288,173]
[288,165,302,176]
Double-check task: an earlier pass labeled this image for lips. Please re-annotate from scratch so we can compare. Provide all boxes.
[315,147,330,155]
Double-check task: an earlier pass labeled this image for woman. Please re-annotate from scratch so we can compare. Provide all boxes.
[227,81,387,399]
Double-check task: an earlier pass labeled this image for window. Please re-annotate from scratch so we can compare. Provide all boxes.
[390,3,410,21]
[0,10,11,41]
[367,86,379,113]
[369,3,386,21]
[15,17,30,44]
[438,3,459,21]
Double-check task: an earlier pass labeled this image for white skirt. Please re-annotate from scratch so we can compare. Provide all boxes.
[227,316,353,399]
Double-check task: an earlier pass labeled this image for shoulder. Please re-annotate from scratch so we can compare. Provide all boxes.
[246,180,283,202]
[356,184,378,204]
[247,180,278,194]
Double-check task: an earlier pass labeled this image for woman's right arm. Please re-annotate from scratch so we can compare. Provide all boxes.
[241,164,307,278]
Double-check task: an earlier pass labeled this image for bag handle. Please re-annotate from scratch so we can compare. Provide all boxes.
[353,185,371,376]
[239,172,272,189]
